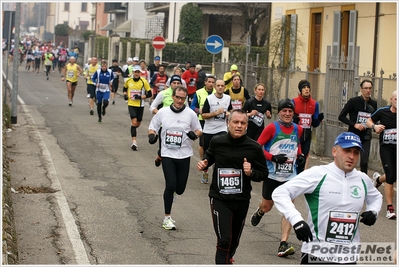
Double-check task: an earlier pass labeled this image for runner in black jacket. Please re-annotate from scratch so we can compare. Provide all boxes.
[197,109,269,264]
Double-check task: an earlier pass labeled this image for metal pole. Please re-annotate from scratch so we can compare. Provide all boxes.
[4,11,13,105]
[11,3,21,124]
[212,54,215,76]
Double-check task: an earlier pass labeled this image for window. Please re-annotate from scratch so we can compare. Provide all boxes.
[81,3,87,12]
[64,3,69,11]
[332,7,357,66]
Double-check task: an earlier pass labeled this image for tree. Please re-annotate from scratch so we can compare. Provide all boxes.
[81,30,94,41]
[54,24,72,37]
[178,3,203,44]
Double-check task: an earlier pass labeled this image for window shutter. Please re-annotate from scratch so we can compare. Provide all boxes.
[332,11,341,67]
[280,15,286,68]
[347,10,357,66]
[289,14,298,71]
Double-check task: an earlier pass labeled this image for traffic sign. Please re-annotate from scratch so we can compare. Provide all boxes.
[205,35,224,54]
[152,36,166,50]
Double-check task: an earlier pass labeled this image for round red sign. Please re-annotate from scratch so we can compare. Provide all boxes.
[152,36,166,50]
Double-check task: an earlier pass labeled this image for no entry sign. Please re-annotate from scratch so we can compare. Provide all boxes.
[152,36,166,50]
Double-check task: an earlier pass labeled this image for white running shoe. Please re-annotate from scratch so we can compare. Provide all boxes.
[131,142,138,151]
[372,172,382,188]
[163,217,176,230]
[386,206,397,220]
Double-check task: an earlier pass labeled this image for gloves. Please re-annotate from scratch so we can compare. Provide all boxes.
[293,114,300,124]
[293,220,313,243]
[360,211,377,226]
[187,131,198,140]
[271,154,288,164]
[296,154,306,169]
[148,134,158,144]
[318,113,324,122]
[123,94,128,101]
[133,94,141,100]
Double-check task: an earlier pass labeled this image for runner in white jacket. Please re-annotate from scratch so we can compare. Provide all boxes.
[272,132,382,264]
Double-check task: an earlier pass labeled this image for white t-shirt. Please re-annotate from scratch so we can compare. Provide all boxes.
[203,94,231,134]
[149,106,202,159]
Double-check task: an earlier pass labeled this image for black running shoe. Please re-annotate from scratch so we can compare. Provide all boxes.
[278,242,295,257]
[251,207,264,226]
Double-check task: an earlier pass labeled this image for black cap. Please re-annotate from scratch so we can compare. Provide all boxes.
[298,80,311,93]
[278,98,295,112]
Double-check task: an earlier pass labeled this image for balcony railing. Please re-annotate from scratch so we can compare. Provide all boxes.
[104,3,126,13]
[144,3,169,10]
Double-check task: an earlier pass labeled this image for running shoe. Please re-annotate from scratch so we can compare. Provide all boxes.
[201,172,209,184]
[131,142,138,151]
[386,206,397,220]
[229,258,235,264]
[98,119,102,124]
[69,101,73,106]
[46,76,49,80]
[251,207,264,226]
[162,217,176,230]
[102,107,106,116]
[278,242,295,257]
[112,100,115,105]
[372,172,382,189]
[90,110,94,115]
[155,156,162,167]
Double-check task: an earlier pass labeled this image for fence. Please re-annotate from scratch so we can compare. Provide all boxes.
[89,37,396,171]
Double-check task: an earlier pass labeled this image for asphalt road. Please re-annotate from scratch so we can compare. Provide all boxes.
[4,62,397,265]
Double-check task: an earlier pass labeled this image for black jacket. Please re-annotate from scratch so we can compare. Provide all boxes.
[204,133,268,201]
[338,96,377,141]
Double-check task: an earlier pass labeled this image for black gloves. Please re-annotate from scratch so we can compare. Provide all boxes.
[148,134,158,144]
[133,94,141,100]
[187,131,198,140]
[293,114,300,124]
[318,113,324,122]
[123,94,128,101]
[296,154,306,169]
[360,211,377,226]
[271,154,288,164]
[293,220,313,243]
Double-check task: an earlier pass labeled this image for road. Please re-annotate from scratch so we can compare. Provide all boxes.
[4,63,397,265]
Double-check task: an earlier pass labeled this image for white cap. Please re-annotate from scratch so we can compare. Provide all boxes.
[133,65,141,71]
[133,57,139,61]
[127,57,133,62]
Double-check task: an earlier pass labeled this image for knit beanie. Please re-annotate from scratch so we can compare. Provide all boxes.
[298,80,311,93]
[278,98,295,113]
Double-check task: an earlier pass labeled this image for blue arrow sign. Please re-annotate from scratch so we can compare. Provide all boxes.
[205,35,224,54]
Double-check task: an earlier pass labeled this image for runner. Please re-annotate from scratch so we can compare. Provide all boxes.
[197,109,268,264]
[272,132,382,264]
[61,56,83,106]
[83,57,100,115]
[123,65,152,149]
[92,61,114,123]
[366,90,397,219]
[148,86,202,230]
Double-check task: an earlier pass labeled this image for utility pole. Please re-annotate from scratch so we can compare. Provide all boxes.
[11,2,21,124]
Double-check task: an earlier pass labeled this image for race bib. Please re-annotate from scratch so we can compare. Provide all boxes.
[299,113,312,128]
[99,84,107,89]
[158,83,165,91]
[67,71,74,78]
[165,129,183,148]
[275,157,294,175]
[250,111,264,127]
[325,211,358,244]
[129,89,141,100]
[356,111,371,126]
[382,128,397,145]
[217,168,243,194]
[214,112,226,121]
[231,100,243,110]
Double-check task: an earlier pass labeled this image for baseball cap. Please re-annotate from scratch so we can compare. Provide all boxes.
[133,57,139,61]
[154,56,160,60]
[278,98,295,112]
[133,65,141,72]
[127,57,133,62]
[170,75,182,84]
[230,64,238,71]
[190,63,196,68]
[334,132,364,151]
